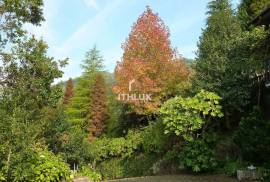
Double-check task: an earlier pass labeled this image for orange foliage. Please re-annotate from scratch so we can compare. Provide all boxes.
[88,74,108,142]
[63,78,74,105]
[113,6,190,114]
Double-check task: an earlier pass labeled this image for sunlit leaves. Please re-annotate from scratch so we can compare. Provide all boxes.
[159,90,223,141]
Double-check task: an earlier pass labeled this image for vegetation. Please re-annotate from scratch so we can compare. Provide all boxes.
[1,0,270,181]
[113,6,190,114]
[63,78,74,105]
[180,138,218,172]
[88,73,108,142]
[159,90,223,141]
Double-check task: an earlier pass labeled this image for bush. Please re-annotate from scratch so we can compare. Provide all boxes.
[90,130,142,162]
[224,160,244,176]
[97,154,155,180]
[97,158,124,179]
[180,138,218,173]
[58,127,92,168]
[77,166,101,182]
[162,144,182,165]
[122,154,156,177]
[259,163,270,182]
[159,90,223,141]
[234,106,270,164]
[10,148,72,182]
[141,121,169,154]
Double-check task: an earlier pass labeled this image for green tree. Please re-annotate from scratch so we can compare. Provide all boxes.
[192,0,241,128]
[224,27,270,111]
[65,46,104,129]
[238,0,270,28]
[0,36,66,181]
[0,0,44,50]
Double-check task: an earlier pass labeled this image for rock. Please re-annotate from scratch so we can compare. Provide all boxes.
[237,169,261,181]
[151,160,178,175]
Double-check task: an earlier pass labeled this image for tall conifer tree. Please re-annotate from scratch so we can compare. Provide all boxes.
[65,46,104,128]
[88,74,108,141]
[192,0,241,128]
[63,78,74,105]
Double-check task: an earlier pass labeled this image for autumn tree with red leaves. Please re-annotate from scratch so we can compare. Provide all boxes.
[63,78,74,105]
[88,73,108,141]
[113,6,190,114]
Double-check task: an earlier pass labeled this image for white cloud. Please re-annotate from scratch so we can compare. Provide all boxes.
[83,0,99,10]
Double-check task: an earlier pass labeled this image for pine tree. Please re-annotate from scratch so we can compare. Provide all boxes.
[63,78,74,105]
[193,0,240,93]
[192,0,241,128]
[88,73,108,141]
[65,46,104,128]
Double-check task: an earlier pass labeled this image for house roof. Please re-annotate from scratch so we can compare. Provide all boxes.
[250,5,270,26]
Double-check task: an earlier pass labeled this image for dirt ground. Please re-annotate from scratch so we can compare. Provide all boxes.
[105,174,238,182]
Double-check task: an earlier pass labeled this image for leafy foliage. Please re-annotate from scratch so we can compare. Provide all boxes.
[88,73,109,141]
[90,131,142,162]
[180,138,218,173]
[193,0,242,128]
[141,120,169,154]
[1,148,72,182]
[223,160,244,177]
[77,166,101,182]
[63,78,74,105]
[238,0,270,28]
[27,149,72,182]
[234,106,270,164]
[65,46,104,128]
[159,90,223,141]
[0,36,67,181]
[97,154,155,180]
[225,27,270,109]
[97,158,124,179]
[113,6,190,114]
[0,0,44,49]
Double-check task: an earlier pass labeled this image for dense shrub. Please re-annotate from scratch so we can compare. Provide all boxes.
[141,121,169,154]
[122,154,156,177]
[259,163,270,182]
[159,90,223,141]
[223,160,244,177]
[97,158,124,179]
[234,106,270,164]
[162,144,182,165]
[90,130,142,162]
[180,138,218,173]
[97,154,155,180]
[7,148,72,182]
[59,127,92,167]
[77,166,101,182]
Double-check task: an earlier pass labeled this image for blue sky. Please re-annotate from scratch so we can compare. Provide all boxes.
[25,0,240,81]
